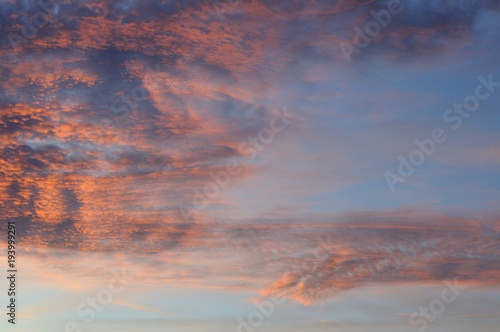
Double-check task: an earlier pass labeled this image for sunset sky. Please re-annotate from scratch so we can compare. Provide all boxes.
[1,0,499,331]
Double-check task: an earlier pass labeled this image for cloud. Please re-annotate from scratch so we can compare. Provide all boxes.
[10,206,500,306]
[259,211,500,304]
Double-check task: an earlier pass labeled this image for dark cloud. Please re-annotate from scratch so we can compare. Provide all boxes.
[0,114,42,134]
[385,0,500,28]
[261,0,306,14]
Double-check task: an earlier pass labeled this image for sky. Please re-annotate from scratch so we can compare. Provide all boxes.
[0,0,499,331]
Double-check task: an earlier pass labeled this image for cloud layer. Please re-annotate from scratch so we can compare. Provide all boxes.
[1,0,499,315]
